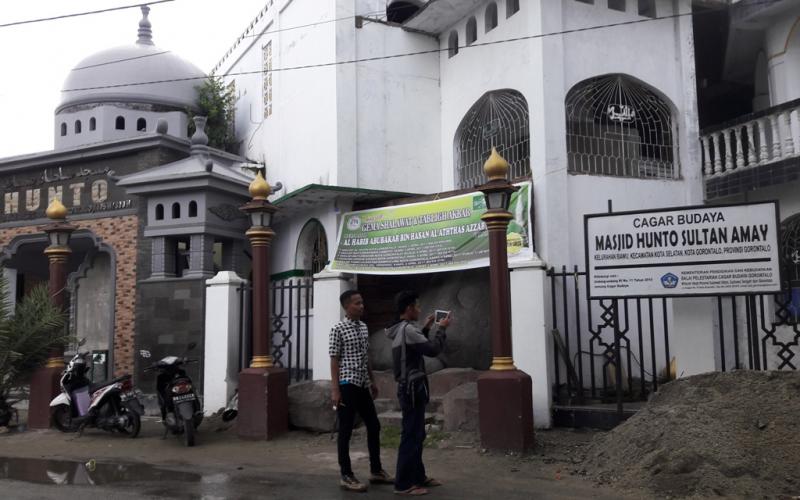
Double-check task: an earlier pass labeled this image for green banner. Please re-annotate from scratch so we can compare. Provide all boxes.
[331,183,533,274]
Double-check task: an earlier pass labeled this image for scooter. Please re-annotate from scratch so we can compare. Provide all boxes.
[141,343,203,446]
[50,339,143,437]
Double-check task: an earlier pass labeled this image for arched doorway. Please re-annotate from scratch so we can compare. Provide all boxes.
[1,231,116,382]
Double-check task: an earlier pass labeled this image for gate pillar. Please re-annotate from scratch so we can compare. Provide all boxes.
[311,270,354,380]
[510,260,552,429]
[203,271,247,415]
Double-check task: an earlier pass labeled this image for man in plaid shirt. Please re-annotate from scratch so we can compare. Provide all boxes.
[330,289,393,492]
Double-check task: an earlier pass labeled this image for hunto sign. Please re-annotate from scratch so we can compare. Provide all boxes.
[331,183,532,274]
[585,202,781,298]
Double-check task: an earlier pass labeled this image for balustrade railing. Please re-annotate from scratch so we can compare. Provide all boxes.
[701,99,800,177]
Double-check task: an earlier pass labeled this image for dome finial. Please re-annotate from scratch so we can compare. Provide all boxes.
[483,147,510,181]
[137,5,154,45]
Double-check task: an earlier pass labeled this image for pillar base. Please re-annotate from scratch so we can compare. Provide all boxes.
[478,369,534,451]
[236,367,289,440]
[28,365,63,429]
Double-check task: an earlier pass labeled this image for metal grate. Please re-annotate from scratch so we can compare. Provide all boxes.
[454,89,530,189]
[566,74,678,179]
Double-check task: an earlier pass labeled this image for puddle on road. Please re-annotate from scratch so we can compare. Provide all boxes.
[0,456,211,486]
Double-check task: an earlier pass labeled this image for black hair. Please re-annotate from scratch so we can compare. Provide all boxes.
[394,290,419,317]
[339,289,361,308]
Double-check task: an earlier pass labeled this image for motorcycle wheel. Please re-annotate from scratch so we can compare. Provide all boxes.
[119,406,141,438]
[51,405,75,432]
[183,417,195,447]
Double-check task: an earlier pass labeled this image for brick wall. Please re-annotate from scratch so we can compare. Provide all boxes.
[0,215,139,375]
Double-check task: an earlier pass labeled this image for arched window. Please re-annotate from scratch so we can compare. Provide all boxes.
[448,31,459,58]
[115,116,125,130]
[506,0,520,17]
[155,204,164,221]
[172,202,181,219]
[565,74,677,179]
[60,123,67,136]
[75,120,82,134]
[89,117,96,131]
[466,17,477,45]
[188,201,198,218]
[454,89,530,189]
[295,219,329,276]
[137,118,147,132]
[485,2,498,32]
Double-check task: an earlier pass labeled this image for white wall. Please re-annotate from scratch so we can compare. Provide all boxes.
[764,11,800,105]
[55,106,187,150]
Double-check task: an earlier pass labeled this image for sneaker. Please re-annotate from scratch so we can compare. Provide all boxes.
[369,469,394,484]
[340,474,368,492]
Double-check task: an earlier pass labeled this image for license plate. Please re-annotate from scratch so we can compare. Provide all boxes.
[173,394,196,403]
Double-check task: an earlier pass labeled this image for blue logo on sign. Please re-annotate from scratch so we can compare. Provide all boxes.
[661,273,679,289]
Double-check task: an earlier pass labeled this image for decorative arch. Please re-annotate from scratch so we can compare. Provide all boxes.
[115,116,125,130]
[75,120,82,134]
[453,89,530,189]
[89,117,96,131]
[171,202,181,219]
[155,203,164,220]
[60,123,67,136]
[506,0,519,18]
[565,74,678,179]
[294,219,328,275]
[137,118,147,132]
[188,201,198,218]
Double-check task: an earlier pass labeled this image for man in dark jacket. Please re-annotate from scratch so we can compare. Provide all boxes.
[386,290,451,496]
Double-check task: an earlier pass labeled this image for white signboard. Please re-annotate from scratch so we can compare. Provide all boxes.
[585,202,781,298]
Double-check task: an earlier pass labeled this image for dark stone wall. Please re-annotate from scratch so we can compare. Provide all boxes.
[361,268,492,372]
[134,278,206,394]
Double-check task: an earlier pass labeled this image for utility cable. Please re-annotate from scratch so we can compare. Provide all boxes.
[0,0,175,29]
[61,1,758,94]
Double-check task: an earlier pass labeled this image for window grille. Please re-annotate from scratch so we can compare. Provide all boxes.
[566,74,678,179]
[454,89,530,189]
[263,42,273,118]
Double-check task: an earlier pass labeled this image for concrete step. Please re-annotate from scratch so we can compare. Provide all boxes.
[378,411,444,429]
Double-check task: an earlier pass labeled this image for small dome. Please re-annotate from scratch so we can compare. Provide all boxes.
[56,7,206,114]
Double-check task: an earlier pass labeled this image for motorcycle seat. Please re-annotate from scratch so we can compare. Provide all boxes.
[89,374,131,393]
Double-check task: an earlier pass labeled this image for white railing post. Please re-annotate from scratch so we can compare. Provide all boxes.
[734,127,745,169]
[783,110,795,157]
[701,136,712,176]
[757,118,769,164]
[746,122,757,166]
[713,132,723,174]
[770,113,782,160]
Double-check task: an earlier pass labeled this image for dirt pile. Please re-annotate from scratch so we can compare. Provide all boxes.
[585,370,800,498]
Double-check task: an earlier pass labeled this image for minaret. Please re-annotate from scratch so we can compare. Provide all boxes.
[137,5,154,45]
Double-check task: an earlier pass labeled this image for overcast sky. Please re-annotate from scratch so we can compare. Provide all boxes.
[0,0,267,158]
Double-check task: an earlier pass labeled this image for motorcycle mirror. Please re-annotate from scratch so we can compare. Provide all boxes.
[78,338,87,347]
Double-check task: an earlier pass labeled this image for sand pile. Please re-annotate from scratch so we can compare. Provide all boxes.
[585,370,800,498]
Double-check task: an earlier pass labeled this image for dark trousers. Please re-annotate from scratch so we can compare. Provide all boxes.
[337,383,382,477]
[394,395,427,490]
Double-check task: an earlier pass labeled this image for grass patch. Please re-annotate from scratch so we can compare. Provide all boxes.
[381,427,450,449]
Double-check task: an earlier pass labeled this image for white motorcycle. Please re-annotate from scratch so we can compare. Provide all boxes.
[50,340,142,437]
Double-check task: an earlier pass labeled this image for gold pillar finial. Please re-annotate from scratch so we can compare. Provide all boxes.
[249,171,271,200]
[45,198,68,220]
[483,147,510,181]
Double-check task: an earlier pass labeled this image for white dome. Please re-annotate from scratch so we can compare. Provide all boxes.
[56,7,206,114]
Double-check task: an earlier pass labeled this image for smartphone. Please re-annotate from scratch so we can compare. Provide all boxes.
[435,310,450,324]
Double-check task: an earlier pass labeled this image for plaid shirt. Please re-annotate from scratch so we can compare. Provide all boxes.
[329,317,370,388]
